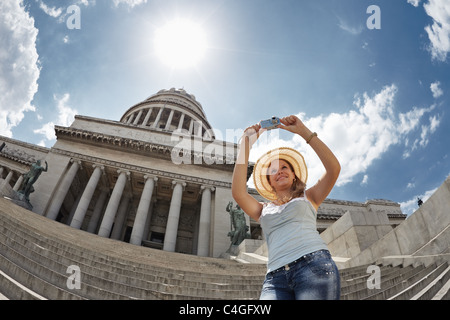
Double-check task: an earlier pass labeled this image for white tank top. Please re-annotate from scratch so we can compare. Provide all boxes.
[259,197,328,273]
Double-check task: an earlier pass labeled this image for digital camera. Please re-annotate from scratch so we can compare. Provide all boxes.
[260,117,281,130]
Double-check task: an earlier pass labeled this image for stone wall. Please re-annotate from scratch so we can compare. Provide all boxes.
[320,210,393,267]
[345,175,450,268]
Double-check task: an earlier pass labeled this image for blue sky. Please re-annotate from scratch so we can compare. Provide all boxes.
[1,0,449,216]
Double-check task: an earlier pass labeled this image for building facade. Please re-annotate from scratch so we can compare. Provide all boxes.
[0,88,406,258]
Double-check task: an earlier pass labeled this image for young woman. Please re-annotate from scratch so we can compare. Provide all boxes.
[231,115,341,300]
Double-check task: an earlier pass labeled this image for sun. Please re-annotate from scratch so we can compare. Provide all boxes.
[154,19,207,69]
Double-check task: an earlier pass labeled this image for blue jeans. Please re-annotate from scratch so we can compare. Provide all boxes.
[260,250,340,300]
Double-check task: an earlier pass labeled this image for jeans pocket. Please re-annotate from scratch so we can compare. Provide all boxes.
[307,255,336,278]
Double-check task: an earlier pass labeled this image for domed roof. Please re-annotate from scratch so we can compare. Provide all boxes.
[120,88,215,140]
[151,88,206,120]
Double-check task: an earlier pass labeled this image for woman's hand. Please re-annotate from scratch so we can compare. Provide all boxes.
[278,115,312,140]
[241,123,266,148]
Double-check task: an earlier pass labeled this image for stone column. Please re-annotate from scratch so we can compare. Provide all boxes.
[13,175,24,191]
[46,159,81,220]
[163,180,186,252]
[151,106,164,129]
[110,193,131,240]
[4,170,13,185]
[130,175,157,245]
[70,165,104,229]
[67,192,83,225]
[197,186,215,257]
[142,108,153,127]
[142,199,155,241]
[126,114,134,124]
[0,167,4,178]
[98,170,129,238]
[188,119,194,135]
[87,189,108,233]
[177,113,185,130]
[196,122,203,138]
[133,110,143,125]
[164,110,174,130]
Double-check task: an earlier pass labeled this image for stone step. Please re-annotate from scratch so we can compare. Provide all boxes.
[390,262,450,300]
[0,199,264,299]
[362,262,439,300]
[341,264,426,300]
[341,265,411,294]
[432,275,450,300]
[0,221,263,287]
[0,203,266,279]
[0,231,261,300]
[0,213,265,286]
[0,241,145,299]
[235,252,268,264]
[0,267,46,300]
[337,263,371,278]
[1,198,448,300]
[0,251,84,300]
[341,261,450,300]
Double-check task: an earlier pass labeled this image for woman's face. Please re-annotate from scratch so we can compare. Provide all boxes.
[267,159,295,191]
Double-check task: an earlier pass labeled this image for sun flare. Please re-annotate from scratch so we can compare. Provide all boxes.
[154,19,207,68]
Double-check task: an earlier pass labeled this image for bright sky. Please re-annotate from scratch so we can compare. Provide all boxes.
[1,0,449,216]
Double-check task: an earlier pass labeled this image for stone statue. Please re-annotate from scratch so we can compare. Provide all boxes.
[226,201,250,248]
[18,160,48,201]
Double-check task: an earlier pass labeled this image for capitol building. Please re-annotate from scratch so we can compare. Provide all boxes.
[0,88,406,259]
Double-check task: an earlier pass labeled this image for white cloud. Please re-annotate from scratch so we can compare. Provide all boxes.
[429,114,441,131]
[38,1,63,18]
[399,104,439,158]
[34,94,78,144]
[407,0,422,7]
[398,106,429,134]
[361,175,369,185]
[0,0,40,137]
[112,0,148,8]
[34,122,56,141]
[248,84,438,189]
[54,94,78,127]
[430,81,443,98]
[78,0,94,6]
[337,17,364,35]
[423,0,450,61]
[38,0,92,24]
[404,113,441,155]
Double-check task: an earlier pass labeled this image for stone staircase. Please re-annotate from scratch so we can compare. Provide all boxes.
[1,197,449,300]
[339,262,450,300]
[0,198,266,300]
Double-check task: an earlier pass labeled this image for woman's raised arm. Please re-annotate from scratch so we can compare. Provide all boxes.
[231,125,264,221]
[278,115,340,211]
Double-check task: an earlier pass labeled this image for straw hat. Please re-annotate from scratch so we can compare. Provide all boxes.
[253,147,308,201]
